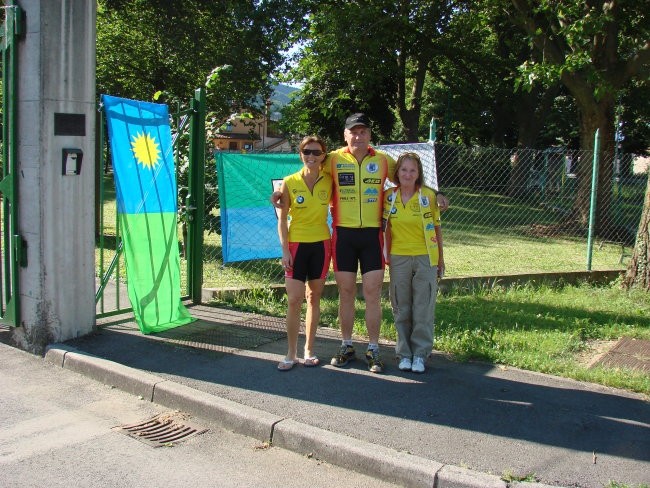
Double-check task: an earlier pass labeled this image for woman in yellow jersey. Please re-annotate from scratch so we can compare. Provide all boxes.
[277,136,333,371]
[382,153,444,374]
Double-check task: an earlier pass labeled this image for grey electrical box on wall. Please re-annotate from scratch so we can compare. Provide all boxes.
[62,148,83,175]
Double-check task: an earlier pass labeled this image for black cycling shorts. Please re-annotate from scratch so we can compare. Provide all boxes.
[285,240,331,282]
[332,226,384,275]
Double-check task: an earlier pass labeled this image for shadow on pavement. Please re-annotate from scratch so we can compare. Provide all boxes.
[67,309,650,468]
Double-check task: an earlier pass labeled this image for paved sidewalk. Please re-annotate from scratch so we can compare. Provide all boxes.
[41,305,650,488]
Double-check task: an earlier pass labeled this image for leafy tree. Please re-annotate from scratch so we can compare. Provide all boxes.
[282,0,456,143]
[506,0,650,233]
[97,0,303,115]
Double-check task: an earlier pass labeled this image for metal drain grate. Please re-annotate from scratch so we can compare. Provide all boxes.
[591,337,650,373]
[113,412,208,447]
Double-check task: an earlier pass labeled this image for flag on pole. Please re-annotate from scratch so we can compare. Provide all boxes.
[102,95,194,334]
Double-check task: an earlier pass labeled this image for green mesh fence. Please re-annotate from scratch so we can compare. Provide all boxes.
[201,142,646,289]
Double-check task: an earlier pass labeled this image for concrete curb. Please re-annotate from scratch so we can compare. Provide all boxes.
[273,418,444,488]
[43,343,564,488]
[44,343,163,401]
[152,380,283,442]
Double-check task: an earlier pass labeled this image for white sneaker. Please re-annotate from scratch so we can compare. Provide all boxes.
[412,356,426,373]
[398,357,412,371]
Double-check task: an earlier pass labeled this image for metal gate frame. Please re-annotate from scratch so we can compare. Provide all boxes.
[95,88,206,318]
[0,3,25,327]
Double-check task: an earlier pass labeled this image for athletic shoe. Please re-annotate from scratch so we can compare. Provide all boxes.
[398,357,412,371]
[412,356,426,373]
[365,348,384,373]
[330,344,356,367]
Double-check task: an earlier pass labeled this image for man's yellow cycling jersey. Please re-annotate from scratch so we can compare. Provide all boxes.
[325,147,396,228]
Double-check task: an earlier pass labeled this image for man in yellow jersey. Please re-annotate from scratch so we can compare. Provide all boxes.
[272,113,448,373]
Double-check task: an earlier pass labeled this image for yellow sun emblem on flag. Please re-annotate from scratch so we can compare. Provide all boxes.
[131,132,161,169]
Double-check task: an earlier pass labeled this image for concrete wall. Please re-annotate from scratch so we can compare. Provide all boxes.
[203,270,625,302]
[13,0,96,352]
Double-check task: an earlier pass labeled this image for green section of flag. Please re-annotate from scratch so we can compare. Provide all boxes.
[216,153,300,209]
[119,212,194,334]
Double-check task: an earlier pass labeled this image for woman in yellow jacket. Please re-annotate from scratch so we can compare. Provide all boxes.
[382,152,444,374]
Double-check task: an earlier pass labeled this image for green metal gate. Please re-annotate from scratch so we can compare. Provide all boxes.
[0,3,25,327]
[95,88,206,318]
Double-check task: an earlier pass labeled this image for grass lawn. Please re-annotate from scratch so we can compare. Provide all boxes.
[209,279,650,396]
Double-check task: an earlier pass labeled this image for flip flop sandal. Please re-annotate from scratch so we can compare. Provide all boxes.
[277,358,298,371]
[303,356,320,367]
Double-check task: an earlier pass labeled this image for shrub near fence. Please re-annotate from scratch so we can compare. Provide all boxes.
[200,142,645,289]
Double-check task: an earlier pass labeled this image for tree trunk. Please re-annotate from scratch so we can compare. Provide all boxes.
[623,172,650,290]
[572,95,615,235]
[396,56,427,142]
[509,84,559,198]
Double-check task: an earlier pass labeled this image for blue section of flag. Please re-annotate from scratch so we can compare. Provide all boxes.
[102,95,177,215]
[221,207,284,262]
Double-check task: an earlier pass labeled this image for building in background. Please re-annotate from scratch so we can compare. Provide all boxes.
[212,84,297,153]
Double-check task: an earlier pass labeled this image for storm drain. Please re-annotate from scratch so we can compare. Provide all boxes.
[113,412,208,447]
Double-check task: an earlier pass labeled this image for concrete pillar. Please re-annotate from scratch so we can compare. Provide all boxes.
[12,0,96,352]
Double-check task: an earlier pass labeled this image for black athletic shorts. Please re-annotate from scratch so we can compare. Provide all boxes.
[332,226,384,274]
[285,240,331,282]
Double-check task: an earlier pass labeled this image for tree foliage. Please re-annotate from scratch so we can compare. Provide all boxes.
[97,0,304,118]
[281,0,583,150]
[506,0,650,230]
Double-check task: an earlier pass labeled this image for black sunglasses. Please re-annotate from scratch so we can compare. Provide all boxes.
[301,149,324,156]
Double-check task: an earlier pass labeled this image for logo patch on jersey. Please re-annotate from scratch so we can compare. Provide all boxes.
[366,162,378,173]
[366,198,377,203]
[296,195,305,204]
[391,207,397,214]
[425,223,434,231]
[420,196,430,207]
[336,163,356,169]
[364,187,378,196]
[338,172,355,186]
[387,193,395,202]
[410,201,421,212]
[423,211,432,218]
[318,190,329,201]
[363,178,381,184]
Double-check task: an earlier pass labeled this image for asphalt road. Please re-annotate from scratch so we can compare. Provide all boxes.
[0,342,402,488]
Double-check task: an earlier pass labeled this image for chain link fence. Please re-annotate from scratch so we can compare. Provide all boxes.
[200,141,646,290]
